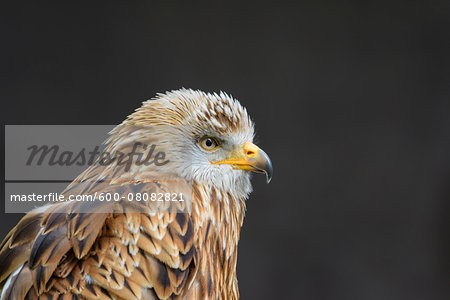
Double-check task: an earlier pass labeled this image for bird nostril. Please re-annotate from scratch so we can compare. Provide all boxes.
[246,150,255,156]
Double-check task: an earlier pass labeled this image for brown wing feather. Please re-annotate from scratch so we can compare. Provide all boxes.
[0,171,199,299]
[0,265,32,300]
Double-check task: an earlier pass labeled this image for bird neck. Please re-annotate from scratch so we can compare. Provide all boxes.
[191,183,246,298]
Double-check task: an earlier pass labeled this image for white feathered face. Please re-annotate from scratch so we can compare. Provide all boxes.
[170,90,272,199]
[173,123,261,199]
[112,89,272,200]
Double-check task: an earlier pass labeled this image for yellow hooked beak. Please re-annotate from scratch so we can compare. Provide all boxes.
[211,142,273,183]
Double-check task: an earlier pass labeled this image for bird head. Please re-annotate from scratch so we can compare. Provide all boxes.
[106,89,272,200]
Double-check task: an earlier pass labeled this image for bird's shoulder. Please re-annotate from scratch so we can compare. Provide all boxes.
[0,177,200,299]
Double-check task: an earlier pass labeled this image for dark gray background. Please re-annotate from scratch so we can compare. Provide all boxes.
[1,1,449,299]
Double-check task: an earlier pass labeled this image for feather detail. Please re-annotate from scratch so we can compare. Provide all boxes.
[0,265,32,300]
[0,89,257,299]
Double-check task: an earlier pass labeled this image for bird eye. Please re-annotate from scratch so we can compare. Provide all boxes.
[199,136,220,151]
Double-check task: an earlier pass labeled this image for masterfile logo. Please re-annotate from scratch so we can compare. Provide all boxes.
[4,125,192,213]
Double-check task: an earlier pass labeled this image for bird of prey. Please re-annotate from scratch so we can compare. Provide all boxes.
[0,89,272,299]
